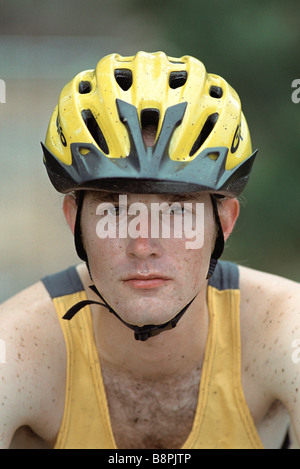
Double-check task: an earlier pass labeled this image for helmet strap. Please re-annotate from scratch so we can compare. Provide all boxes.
[74,191,88,264]
[63,284,197,341]
[206,195,225,279]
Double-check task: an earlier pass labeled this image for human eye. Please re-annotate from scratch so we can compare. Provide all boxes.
[168,202,194,216]
[107,204,127,217]
[169,205,185,215]
[96,202,126,217]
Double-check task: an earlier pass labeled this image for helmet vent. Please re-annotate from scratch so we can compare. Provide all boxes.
[209,86,223,99]
[114,69,133,91]
[189,112,219,157]
[81,109,109,154]
[140,108,160,147]
[78,81,92,94]
[169,71,188,89]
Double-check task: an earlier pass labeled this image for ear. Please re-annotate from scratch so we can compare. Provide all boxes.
[63,194,78,235]
[219,198,240,241]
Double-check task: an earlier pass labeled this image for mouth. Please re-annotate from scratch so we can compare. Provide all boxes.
[122,273,172,290]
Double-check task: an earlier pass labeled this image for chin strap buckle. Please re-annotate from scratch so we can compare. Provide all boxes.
[133,321,176,342]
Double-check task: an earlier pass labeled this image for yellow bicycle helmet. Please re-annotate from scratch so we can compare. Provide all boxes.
[42,51,256,196]
[42,52,257,341]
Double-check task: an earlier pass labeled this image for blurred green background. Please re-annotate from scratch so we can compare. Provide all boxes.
[0,0,299,302]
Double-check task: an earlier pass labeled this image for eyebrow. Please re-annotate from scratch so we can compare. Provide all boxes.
[164,194,204,203]
[90,191,204,204]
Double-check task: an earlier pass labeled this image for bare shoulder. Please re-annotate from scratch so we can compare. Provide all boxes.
[239,264,300,333]
[238,264,300,444]
[239,263,299,291]
[0,280,66,448]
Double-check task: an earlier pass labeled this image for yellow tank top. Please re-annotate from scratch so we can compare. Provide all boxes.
[42,261,263,449]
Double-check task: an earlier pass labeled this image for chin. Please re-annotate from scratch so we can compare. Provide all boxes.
[112,296,183,327]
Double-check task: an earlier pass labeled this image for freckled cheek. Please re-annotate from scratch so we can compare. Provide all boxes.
[80,210,122,270]
[89,238,127,282]
[88,236,123,263]
[186,255,205,290]
[169,245,205,290]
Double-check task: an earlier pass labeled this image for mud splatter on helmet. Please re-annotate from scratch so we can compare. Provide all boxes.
[42,51,256,196]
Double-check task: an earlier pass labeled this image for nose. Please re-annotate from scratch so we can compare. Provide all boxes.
[125,206,163,259]
[126,235,162,260]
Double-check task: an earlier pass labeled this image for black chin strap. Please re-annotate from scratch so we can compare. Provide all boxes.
[63,284,197,341]
[207,195,225,278]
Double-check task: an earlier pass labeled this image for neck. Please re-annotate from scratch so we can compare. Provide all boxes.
[94,295,209,382]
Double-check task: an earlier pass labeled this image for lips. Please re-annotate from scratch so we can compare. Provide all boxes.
[122,273,172,290]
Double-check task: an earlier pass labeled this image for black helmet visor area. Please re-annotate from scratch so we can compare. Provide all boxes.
[42,141,257,197]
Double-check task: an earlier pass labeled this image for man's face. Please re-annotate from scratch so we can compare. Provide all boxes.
[80,192,216,328]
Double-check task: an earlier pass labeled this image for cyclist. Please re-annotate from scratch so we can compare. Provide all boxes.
[0,51,299,449]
